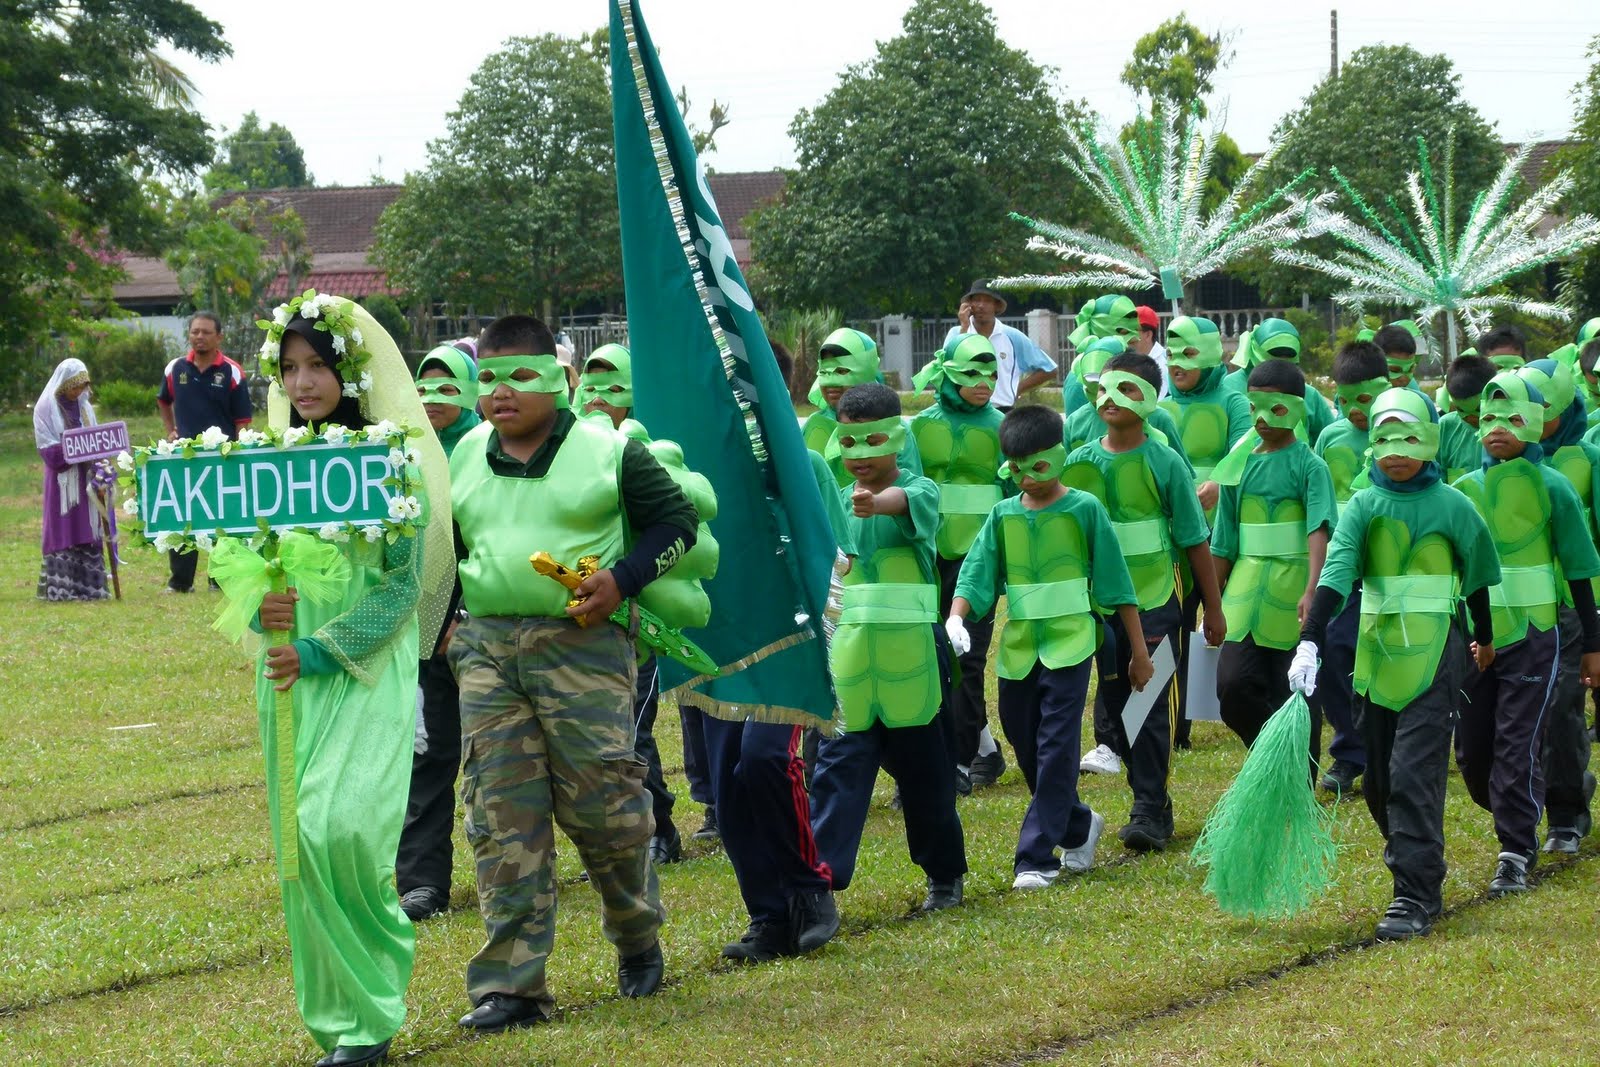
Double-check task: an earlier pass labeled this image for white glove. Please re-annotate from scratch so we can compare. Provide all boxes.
[1288,640,1320,696]
[945,615,971,656]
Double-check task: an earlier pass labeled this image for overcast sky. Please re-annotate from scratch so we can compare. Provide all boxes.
[182,0,1595,187]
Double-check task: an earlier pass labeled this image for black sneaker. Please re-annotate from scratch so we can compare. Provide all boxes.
[1488,852,1530,897]
[1543,827,1581,855]
[1374,897,1435,941]
[399,885,449,922]
[969,749,1006,788]
[721,921,791,963]
[1319,759,1363,796]
[921,877,964,912]
[648,827,682,865]
[790,890,840,953]
[1118,819,1170,853]
[692,806,719,841]
[953,766,972,798]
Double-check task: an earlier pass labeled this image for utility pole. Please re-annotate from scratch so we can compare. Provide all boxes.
[1330,9,1339,79]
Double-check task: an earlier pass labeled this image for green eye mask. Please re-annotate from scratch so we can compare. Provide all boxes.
[1449,392,1482,417]
[1006,443,1067,482]
[1370,417,1440,462]
[1387,357,1419,378]
[1095,370,1158,420]
[478,355,569,403]
[417,378,479,409]
[1478,396,1545,444]
[576,370,633,410]
[1247,390,1307,429]
[835,416,905,459]
[1164,316,1223,370]
[912,334,999,392]
[1489,353,1526,371]
[1335,377,1390,421]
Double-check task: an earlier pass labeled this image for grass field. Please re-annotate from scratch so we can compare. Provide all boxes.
[1,411,1597,1066]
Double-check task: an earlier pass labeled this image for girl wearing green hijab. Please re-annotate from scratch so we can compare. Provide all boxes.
[414,340,482,458]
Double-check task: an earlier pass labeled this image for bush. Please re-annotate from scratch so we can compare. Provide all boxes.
[360,293,412,350]
[49,323,178,387]
[92,380,159,417]
[1283,308,1332,375]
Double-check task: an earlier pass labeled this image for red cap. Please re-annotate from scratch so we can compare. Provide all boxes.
[1135,305,1159,330]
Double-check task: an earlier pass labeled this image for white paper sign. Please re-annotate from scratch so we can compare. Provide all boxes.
[1184,632,1223,722]
[1121,639,1178,746]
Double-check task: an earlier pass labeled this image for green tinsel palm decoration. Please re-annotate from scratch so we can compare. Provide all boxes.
[994,103,1322,313]
[1191,693,1337,920]
[1277,130,1600,359]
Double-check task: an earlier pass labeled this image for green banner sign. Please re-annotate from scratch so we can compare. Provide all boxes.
[137,441,400,536]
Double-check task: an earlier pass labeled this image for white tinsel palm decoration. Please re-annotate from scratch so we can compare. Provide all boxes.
[1275,130,1600,359]
[994,104,1321,313]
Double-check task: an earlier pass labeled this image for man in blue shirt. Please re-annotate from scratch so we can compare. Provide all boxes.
[942,280,1057,412]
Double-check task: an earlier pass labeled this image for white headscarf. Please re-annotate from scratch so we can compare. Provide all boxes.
[34,358,98,518]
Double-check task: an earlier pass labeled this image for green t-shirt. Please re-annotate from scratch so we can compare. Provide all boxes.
[1318,481,1500,603]
[837,468,941,587]
[1212,441,1338,649]
[1314,418,1369,506]
[1437,412,1482,484]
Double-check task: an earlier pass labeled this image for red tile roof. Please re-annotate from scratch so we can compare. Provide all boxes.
[705,170,787,239]
[217,185,403,252]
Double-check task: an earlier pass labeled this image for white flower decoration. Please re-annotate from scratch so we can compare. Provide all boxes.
[404,446,420,465]
[322,425,349,445]
[387,447,407,470]
[154,439,178,456]
[331,333,347,356]
[198,426,229,450]
[357,371,373,393]
[272,304,292,327]
[115,450,133,472]
[121,495,138,516]
[153,532,182,552]
[282,426,309,446]
[237,428,268,446]
[300,300,321,321]
[401,495,422,519]
[387,495,409,521]
[350,327,364,347]
[318,522,350,543]
[342,381,362,398]
[259,339,279,360]
[365,420,401,441]
[193,532,215,553]
[363,525,384,542]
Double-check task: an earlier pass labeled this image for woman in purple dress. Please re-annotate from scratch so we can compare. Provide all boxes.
[34,358,113,601]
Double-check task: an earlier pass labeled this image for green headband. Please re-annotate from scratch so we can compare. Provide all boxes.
[1387,356,1419,375]
[1335,377,1389,421]
[1005,443,1068,483]
[478,354,570,405]
[1165,316,1223,370]
[912,333,999,392]
[835,416,905,459]
[1248,390,1307,430]
[1095,369,1159,420]
[1450,391,1482,417]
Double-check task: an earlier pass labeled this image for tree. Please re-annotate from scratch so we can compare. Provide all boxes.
[372,32,619,321]
[1239,44,1501,302]
[1557,35,1600,319]
[163,193,310,345]
[0,0,228,379]
[1121,14,1231,120]
[205,112,312,191]
[748,0,1098,316]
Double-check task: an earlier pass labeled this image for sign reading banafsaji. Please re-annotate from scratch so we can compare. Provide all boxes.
[63,421,130,464]
[117,422,425,551]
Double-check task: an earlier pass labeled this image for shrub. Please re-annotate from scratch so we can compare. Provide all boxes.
[92,380,159,417]
[360,293,412,350]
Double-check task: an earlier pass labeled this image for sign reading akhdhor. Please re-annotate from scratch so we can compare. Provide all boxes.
[137,441,400,536]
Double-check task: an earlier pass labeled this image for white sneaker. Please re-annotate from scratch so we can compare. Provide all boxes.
[1011,869,1058,890]
[1080,744,1122,775]
[1059,809,1105,874]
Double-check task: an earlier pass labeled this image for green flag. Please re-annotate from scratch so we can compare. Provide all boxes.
[610,0,836,725]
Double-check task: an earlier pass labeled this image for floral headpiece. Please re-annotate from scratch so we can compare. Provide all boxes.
[256,289,373,399]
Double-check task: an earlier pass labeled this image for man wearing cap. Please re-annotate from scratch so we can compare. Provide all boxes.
[1128,306,1170,399]
[943,280,1057,412]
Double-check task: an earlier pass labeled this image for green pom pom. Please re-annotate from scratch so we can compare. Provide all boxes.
[1190,692,1337,919]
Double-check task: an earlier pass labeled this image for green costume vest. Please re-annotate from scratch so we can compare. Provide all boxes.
[1064,456,1174,611]
[636,437,720,629]
[1549,443,1600,598]
[1354,515,1459,710]
[994,507,1096,677]
[911,404,1005,559]
[1158,397,1230,483]
[1456,460,1561,648]
[451,419,626,618]
[831,545,941,732]
[1223,495,1310,650]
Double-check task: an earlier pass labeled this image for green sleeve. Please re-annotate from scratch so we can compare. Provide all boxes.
[897,422,923,476]
[1302,450,1339,537]
[1305,385,1334,443]
[1316,491,1369,599]
[1224,391,1253,449]
[1588,444,1600,542]
[809,450,854,555]
[312,529,422,686]
[292,637,340,677]
[1085,496,1138,607]
[1450,490,1503,597]
[1062,372,1088,415]
[1158,448,1211,549]
[1211,481,1240,561]
[896,474,941,543]
[953,508,1001,618]
[620,438,699,538]
[1548,472,1600,581]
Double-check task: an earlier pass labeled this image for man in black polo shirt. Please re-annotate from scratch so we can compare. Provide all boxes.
[155,311,254,593]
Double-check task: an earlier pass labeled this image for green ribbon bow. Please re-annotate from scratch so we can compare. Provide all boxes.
[1232,318,1301,370]
[1165,316,1223,370]
[1248,390,1307,430]
[912,333,999,392]
[1068,295,1138,349]
[1095,369,1159,420]
[478,354,570,406]
[831,416,905,460]
[1335,377,1390,422]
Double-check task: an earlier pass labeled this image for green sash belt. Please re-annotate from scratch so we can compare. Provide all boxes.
[1113,518,1169,557]
[1005,578,1090,620]
[839,582,939,626]
[1359,574,1460,618]
[937,482,1004,517]
[1239,520,1308,559]
[1488,565,1560,610]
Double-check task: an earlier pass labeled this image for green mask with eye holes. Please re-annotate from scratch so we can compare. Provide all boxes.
[1248,390,1306,430]
[1479,373,1545,445]
[418,378,477,409]
[478,355,569,406]
[835,416,905,459]
[1005,443,1067,483]
[1335,377,1389,422]
[1164,316,1223,370]
[1095,369,1158,420]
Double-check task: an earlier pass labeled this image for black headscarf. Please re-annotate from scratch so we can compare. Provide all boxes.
[283,315,366,431]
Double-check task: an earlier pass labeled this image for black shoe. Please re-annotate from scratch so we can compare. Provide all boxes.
[1543,827,1581,855]
[721,921,791,963]
[790,889,840,953]
[1374,897,1435,941]
[692,806,719,841]
[458,993,548,1033]
[1118,819,1170,853]
[648,827,682,865]
[1319,759,1363,796]
[618,941,664,997]
[315,1041,391,1067]
[970,749,1006,788]
[1488,852,1530,897]
[400,885,449,922]
[953,766,972,798]
[921,877,964,912]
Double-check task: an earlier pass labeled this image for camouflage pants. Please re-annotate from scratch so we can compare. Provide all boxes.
[450,615,663,1011]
